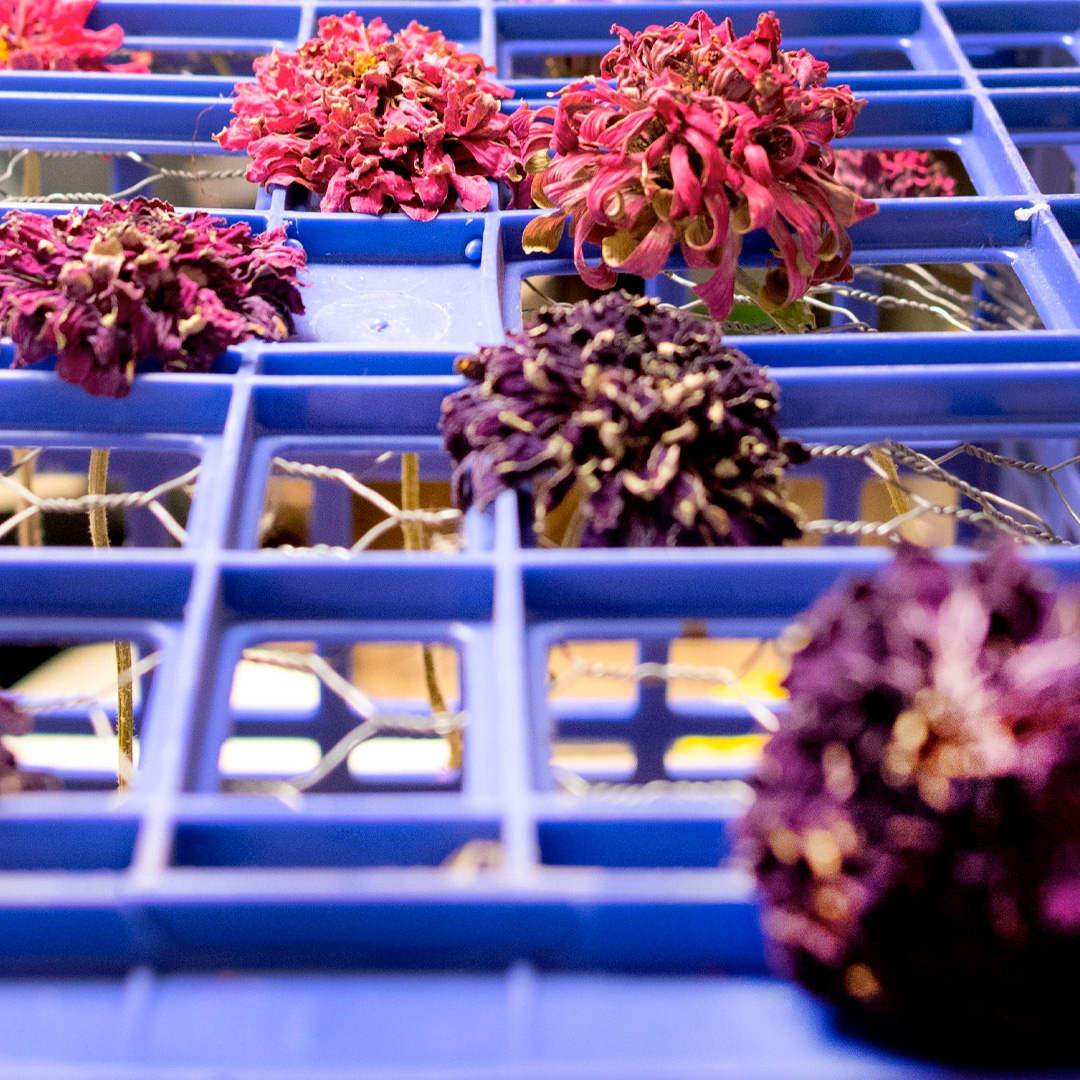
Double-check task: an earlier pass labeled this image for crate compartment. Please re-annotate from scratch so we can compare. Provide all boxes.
[944,0,1080,69]
[493,2,948,81]
[89,0,301,75]
[238,438,464,554]
[0,443,201,549]
[208,630,465,795]
[994,89,1080,196]
[504,194,1080,332]
[280,213,496,352]
[172,813,500,867]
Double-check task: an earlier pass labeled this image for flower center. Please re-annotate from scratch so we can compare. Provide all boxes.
[352,50,377,77]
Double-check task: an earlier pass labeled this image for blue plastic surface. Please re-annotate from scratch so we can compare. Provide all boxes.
[4,1,1080,1076]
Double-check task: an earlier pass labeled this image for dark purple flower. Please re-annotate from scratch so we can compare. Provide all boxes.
[0,198,306,398]
[441,291,807,546]
[745,542,1080,1060]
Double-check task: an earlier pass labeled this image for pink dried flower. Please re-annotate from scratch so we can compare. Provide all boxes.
[834,149,956,200]
[0,0,149,72]
[216,13,529,219]
[0,198,305,398]
[522,10,877,320]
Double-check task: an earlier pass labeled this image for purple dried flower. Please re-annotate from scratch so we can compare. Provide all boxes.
[744,542,1080,1060]
[0,198,306,398]
[440,291,807,547]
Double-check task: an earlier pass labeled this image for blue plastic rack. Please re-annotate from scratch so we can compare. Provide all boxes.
[5,1,1080,1077]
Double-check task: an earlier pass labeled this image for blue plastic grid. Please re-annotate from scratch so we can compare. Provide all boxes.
[3,1,1080,1075]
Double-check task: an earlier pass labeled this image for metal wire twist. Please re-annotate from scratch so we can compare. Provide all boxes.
[264,455,464,555]
[806,440,1080,545]
[0,454,197,545]
[0,149,250,204]
[10,643,463,796]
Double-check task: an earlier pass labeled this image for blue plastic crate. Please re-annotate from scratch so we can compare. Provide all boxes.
[4,1,1080,1076]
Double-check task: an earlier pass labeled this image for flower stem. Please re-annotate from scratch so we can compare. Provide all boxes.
[87,448,135,790]
[13,449,41,547]
[400,450,422,551]
[22,152,40,198]
[400,453,459,770]
[872,450,913,518]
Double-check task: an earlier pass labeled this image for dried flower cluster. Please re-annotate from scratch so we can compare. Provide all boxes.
[746,544,1080,1058]
[522,11,876,320]
[217,14,530,218]
[0,0,148,71]
[441,292,807,546]
[0,198,305,397]
[834,149,955,200]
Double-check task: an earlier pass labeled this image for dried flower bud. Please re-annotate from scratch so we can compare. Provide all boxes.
[834,149,956,200]
[746,543,1080,1060]
[0,198,305,397]
[521,11,876,320]
[216,14,531,217]
[441,291,807,547]
[0,0,148,71]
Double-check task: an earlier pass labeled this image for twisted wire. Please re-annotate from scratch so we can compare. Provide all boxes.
[805,440,1079,546]
[0,149,250,204]
[266,455,464,553]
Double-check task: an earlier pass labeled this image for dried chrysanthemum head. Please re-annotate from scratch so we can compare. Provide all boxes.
[0,0,149,71]
[440,291,807,547]
[522,10,877,321]
[0,198,305,397]
[834,149,956,200]
[745,543,1080,1060]
[216,13,531,218]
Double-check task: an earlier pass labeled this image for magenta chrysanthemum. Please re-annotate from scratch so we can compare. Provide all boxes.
[0,0,148,71]
[522,11,877,320]
[834,149,955,200]
[0,198,305,397]
[216,13,530,218]
[745,543,1080,1059]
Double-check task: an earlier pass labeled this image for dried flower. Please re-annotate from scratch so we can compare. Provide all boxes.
[745,543,1080,1059]
[0,198,305,397]
[216,13,529,218]
[834,149,955,200]
[441,291,807,546]
[0,0,149,71]
[522,11,876,321]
